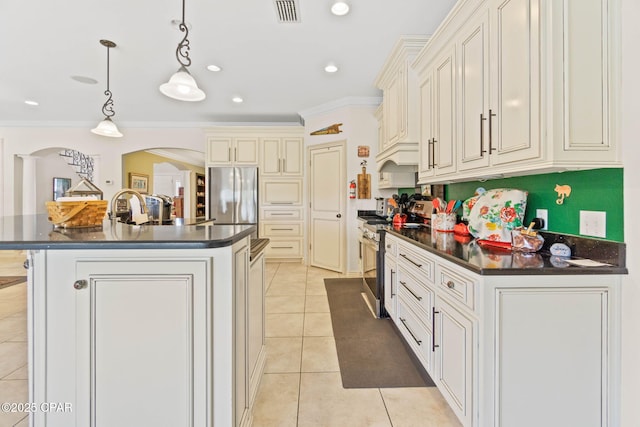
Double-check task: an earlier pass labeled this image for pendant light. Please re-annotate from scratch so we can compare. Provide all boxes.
[91,40,123,138]
[159,0,206,101]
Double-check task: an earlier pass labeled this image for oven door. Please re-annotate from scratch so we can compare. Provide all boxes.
[361,234,379,302]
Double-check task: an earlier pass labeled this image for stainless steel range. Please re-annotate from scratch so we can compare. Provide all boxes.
[358,216,388,318]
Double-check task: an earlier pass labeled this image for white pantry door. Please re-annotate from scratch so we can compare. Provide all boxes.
[308,142,346,273]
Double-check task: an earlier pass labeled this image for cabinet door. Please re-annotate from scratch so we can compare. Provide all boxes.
[282,137,303,176]
[384,254,397,320]
[248,253,266,408]
[490,0,542,165]
[458,8,491,172]
[418,72,434,182]
[208,137,233,165]
[385,72,402,146]
[261,179,303,205]
[495,288,609,427]
[260,138,281,175]
[234,243,249,427]
[433,47,457,176]
[435,297,474,427]
[73,259,210,427]
[234,137,259,165]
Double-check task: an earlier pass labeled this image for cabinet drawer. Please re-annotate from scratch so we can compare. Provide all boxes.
[261,223,302,237]
[261,180,302,205]
[264,239,302,258]
[261,208,302,221]
[397,267,434,327]
[397,243,435,284]
[436,265,476,310]
[397,298,433,373]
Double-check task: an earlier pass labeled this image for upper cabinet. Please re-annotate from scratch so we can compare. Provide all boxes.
[412,0,621,184]
[260,137,303,177]
[206,136,258,166]
[374,36,428,172]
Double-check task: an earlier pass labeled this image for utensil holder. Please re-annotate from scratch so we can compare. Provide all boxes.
[432,213,456,232]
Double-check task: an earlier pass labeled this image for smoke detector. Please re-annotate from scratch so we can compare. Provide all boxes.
[273,0,300,23]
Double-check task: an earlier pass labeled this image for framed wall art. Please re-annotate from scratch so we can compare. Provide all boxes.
[128,172,149,194]
[52,177,72,201]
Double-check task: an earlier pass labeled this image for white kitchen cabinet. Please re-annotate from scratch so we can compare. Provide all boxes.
[375,36,427,171]
[207,136,259,166]
[384,230,621,427]
[383,252,397,320]
[248,251,266,410]
[415,43,457,182]
[259,206,304,261]
[260,137,303,177]
[434,295,475,427]
[260,179,303,206]
[29,238,255,427]
[411,0,621,184]
[234,241,250,427]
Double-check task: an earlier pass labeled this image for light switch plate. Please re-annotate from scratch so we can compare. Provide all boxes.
[579,211,606,238]
[536,209,548,230]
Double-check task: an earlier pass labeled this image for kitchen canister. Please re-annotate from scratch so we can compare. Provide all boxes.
[432,213,456,232]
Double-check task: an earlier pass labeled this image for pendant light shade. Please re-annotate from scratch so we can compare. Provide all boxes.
[160,0,206,102]
[159,66,205,101]
[92,39,122,138]
[91,117,123,137]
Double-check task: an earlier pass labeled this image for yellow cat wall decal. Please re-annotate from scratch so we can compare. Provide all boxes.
[555,184,572,205]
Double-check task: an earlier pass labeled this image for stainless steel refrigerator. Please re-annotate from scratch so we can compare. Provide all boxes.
[208,167,258,237]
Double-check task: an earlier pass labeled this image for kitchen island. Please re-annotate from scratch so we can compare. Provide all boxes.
[0,215,263,427]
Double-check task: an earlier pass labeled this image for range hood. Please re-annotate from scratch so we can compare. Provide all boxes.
[376,141,419,172]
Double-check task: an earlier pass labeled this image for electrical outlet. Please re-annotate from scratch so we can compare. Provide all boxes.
[536,209,548,230]
[579,211,606,238]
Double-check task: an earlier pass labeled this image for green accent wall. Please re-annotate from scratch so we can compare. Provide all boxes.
[445,168,624,242]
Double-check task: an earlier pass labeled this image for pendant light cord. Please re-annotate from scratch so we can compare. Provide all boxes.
[100,40,116,118]
[176,0,192,68]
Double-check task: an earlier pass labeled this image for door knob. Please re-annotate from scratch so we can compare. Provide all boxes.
[336,213,342,218]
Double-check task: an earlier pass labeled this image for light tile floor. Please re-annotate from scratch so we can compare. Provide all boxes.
[252,262,462,427]
[0,250,29,427]
[0,252,461,427]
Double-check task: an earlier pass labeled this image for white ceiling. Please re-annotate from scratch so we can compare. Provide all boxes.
[0,0,456,127]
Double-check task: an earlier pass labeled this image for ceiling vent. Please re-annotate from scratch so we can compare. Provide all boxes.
[274,0,300,23]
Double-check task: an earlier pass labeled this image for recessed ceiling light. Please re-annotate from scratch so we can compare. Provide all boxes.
[207,64,222,72]
[324,63,339,73]
[232,96,243,103]
[24,100,39,106]
[71,75,98,84]
[331,1,350,16]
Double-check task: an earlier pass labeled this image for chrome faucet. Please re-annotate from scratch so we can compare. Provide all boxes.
[110,189,149,223]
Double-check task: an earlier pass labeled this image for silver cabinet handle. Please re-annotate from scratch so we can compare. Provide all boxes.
[399,253,422,268]
[271,228,294,231]
[73,280,88,290]
[432,306,440,352]
[282,158,286,173]
[488,109,496,153]
[480,113,487,155]
[23,260,30,269]
[390,269,396,297]
[431,138,438,167]
[272,246,294,249]
[270,202,294,205]
[271,212,294,215]
[399,318,422,345]
[228,147,232,162]
[447,280,455,289]
[336,213,342,218]
[400,281,422,301]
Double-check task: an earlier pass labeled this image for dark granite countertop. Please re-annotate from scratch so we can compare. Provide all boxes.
[382,224,628,276]
[0,214,255,250]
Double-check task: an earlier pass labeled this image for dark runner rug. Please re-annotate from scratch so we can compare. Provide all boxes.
[0,276,27,290]
[324,278,435,388]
